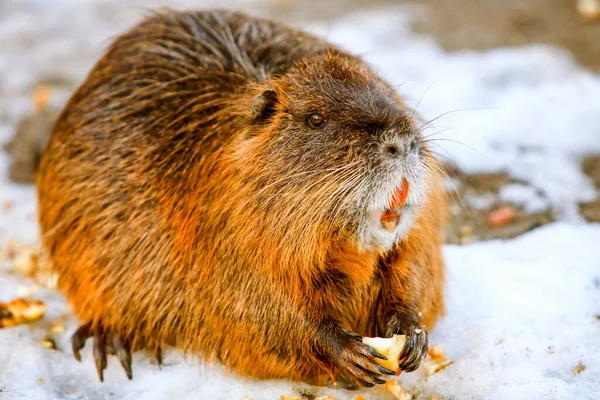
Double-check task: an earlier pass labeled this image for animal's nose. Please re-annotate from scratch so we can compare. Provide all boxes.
[384,142,404,158]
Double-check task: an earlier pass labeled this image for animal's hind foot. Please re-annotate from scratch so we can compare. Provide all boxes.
[71,321,133,381]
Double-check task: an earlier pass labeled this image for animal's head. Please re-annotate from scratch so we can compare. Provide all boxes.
[236,51,436,253]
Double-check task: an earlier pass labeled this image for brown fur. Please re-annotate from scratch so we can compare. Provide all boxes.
[37,9,446,386]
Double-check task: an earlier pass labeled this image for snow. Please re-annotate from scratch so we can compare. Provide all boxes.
[464,192,496,211]
[498,183,549,213]
[1,1,600,399]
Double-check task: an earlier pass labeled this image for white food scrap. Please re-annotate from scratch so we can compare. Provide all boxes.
[424,344,454,377]
[362,334,407,373]
[7,241,56,289]
[424,359,454,377]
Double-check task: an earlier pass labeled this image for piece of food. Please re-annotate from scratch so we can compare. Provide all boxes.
[427,344,446,361]
[41,338,57,350]
[423,359,453,377]
[0,298,47,328]
[12,245,39,276]
[280,396,298,400]
[33,85,51,112]
[362,334,407,374]
[7,242,57,289]
[49,319,65,334]
[385,380,412,400]
[572,362,586,375]
[423,343,454,377]
[16,285,38,299]
[487,206,517,228]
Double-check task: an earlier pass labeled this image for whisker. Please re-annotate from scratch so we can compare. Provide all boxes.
[324,169,368,231]
[423,159,466,212]
[424,138,482,156]
[411,75,442,120]
[246,162,359,207]
[427,149,461,173]
[388,80,411,90]
[420,107,489,131]
[422,127,453,139]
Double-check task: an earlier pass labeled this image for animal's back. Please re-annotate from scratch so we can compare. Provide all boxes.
[52,10,328,144]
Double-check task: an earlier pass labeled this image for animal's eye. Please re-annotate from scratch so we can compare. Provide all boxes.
[306,113,325,129]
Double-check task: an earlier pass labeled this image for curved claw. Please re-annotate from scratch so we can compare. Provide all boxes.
[337,333,389,387]
[398,327,428,372]
[155,345,163,367]
[111,334,133,380]
[93,326,107,382]
[71,322,92,362]
[373,376,387,385]
[70,321,160,381]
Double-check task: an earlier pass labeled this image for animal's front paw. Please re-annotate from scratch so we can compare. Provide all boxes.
[320,325,396,388]
[385,312,428,372]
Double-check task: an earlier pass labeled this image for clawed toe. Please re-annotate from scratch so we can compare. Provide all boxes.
[93,325,108,381]
[154,345,163,366]
[110,333,132,379]
[398,326,428,372]
[71,322,134,381]
[72,322,92,362]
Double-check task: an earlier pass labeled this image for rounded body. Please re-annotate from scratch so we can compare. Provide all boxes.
[38,10,446,386]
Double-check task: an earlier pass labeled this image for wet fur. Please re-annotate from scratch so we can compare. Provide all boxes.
[37,9,447,384]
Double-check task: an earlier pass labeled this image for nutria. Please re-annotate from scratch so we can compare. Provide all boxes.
[37,9,447,388]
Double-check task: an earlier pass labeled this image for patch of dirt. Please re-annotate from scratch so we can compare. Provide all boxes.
[3,82,71,184]
[444,170,554,244]
[582,155,600,189]
[4,108,59,184]
[580,200,600,222]
[579,154,600,222]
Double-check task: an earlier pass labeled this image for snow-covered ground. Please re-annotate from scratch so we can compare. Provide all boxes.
[1,1,599,399]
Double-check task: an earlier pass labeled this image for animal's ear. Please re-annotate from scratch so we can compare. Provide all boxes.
[250,89,278,122]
